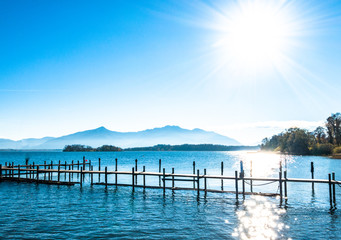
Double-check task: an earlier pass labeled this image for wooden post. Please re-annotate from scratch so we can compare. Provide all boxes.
[12,162,14,178]
[83,156,85,170]
[5,162,7,178]
[64,161,67,180]
[163,168,166,195]
[204,169,207,196]
[279,171,283,205]
[235,171,239,200]
[132,167,134,192]
[115,158,118,185]
[36,166,39,182]
[328,173,332,209]
[242,171,245,199]
[98,158,101,182]
[77,160,80,179]
[311,162,314,193]
[143,166,146,189]
[332,172,336,206]
[159,159,161,187]
[221,161,224,191]
[50,161,53,180]
[0,164,2,180]
[18,165,21,180]
[80,167,83,188]
[58,165,60,182]
[44,161,46,180]
[69,165,71,183]
[172,168,175,190]
[135,159,138,185]
[197,169,200,196]
[284,170,288,199]
[193,161,196,189]
[90,166,93,186]
[32,162,35,179]
[105,166,108,190]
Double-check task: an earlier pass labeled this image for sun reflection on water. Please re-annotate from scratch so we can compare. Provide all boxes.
[231,196,290,240]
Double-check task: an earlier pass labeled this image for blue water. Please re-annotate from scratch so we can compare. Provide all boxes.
[0,151,340,239]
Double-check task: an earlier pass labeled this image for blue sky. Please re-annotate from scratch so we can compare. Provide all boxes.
[1,0,341,144]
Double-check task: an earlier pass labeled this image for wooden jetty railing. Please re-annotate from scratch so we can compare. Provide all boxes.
[0,158,339,209]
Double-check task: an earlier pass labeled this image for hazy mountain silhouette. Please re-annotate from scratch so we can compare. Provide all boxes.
[0,126,240,149]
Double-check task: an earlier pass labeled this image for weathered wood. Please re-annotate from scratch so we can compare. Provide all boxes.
[163,168,166,195]
[135,159,138,184]
[328,173,332,208]
[83,156,85,170]
[132,167,134,192]
[115,158,118,185]
[64,161,67,180]
[143,166,146,189]
[332,172,336,206]
[44,161,46,180]
[235,171,238,200]
[204,169,207,195]
[221,161,224,191]
[159,159,161,187]
[250,159,253,192]
[91,166,93,185]
[172,168,175,189]
[284,170,288,198]
[80,167,83,188]
[58,165,60,182]
[311,162,314,193]
[69,165,71,183]
[98,158,101,182]
[193,161,196,189]
[197,169,200,196]
[32,162,35,179]
[36,166,39,182]
[105,166,108,189]
[279,171,283,204]
[18,165,21,180]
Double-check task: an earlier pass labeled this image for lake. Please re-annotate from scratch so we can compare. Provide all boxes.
[0,151,340,239]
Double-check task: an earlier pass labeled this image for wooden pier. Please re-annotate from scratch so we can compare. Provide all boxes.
[0,158,339,209]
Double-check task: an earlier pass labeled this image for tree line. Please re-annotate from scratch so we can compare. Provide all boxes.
[63,144,123,152]
[261,113,341,155]
[63,144,258,152]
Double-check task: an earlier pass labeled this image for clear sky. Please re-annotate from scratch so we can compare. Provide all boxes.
[1,0,341,144]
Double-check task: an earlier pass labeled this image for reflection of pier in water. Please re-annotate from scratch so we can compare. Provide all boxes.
[0,157,339,209]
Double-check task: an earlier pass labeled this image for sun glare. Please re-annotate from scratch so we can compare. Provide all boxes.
[215,0,296,74]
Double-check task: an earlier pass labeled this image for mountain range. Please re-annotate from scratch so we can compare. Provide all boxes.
[0,125,240,149]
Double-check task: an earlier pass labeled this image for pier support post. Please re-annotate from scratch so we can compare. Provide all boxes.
[80,167,83,188]
[284,170,288,199]
[58,165,60,182]
[69,165,71,183]
[163,168,166,195]
[0,164,2,180]
[115,158,118,185]
[132,167,134,192]
[32,162,35,179]
[221,161,224,191]
[90,166,93,185]
[235,171,239,200]
[197,169,200,196]
[36,166,39,183]
[135,159,138,185]
[193,161,196,189]
[98,158,101,183]
[77,161,80,178]
[332,172,336,207]
[172,168,175,190]
[279,171,283,205]
[83,156,85,170]
[64,161,67,181]
[204,169,207,196]
[105,166,108,190]
[143,166,146,190]
[311,162,314,193]
[44,161,46,180]
[159,159,161,187]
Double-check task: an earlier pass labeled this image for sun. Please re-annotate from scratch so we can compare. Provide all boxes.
[215,0,295,74]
